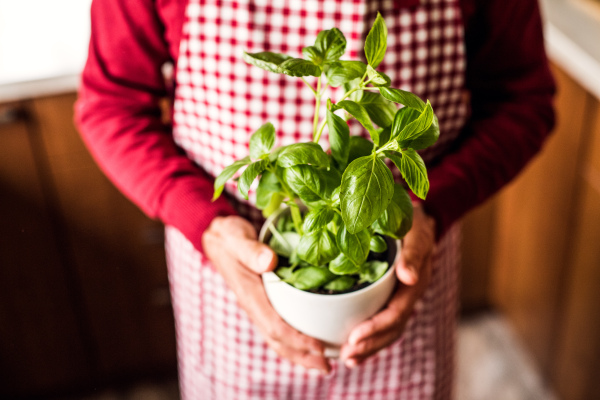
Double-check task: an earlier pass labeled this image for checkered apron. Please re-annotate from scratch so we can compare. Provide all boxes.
[167,0,467,399]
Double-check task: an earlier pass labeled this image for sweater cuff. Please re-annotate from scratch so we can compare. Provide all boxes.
[160,180,237,254]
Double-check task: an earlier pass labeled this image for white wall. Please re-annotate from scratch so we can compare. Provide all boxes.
[0,0,92,86]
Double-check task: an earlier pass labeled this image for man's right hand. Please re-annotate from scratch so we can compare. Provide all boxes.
[201,215,331,373]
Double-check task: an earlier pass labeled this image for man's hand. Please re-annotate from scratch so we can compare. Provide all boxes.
[202,215,331,373]
[340,204,436,367]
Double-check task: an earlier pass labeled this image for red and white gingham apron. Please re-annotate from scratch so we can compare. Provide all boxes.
[167,1,467,398]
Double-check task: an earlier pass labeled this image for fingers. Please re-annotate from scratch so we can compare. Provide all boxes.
[204,216,278,273]
[395,205,436,286]
[346,286,412,345]
[265,336,331,374]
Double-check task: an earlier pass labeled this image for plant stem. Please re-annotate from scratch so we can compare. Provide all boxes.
[301,77,317,95]
[312,76,322,140]
[289,202,304,235]
[313,70,369,144]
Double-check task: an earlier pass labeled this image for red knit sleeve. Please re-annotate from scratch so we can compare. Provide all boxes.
[75,0,236,252]
[419,0,556,239]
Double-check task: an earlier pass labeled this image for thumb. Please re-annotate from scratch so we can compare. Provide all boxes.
[396,239,422,286]
[227,235,278,274]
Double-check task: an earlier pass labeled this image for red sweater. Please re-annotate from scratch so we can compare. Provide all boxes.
[75,0,555,250]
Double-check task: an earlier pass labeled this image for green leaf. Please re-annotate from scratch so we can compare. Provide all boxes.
[337,224,371,266]
[284,165,326,204]
[407,115,440,150]
[395,100,434,142]
[342,78,364,102]
[337,100,379,145]
[366,65,391,87]
[287,266,336,291]
[243,51,292,74]
[364,12,387,68]
[277,143,329,168]
[269,230,301,258]
[359,261,389,283]
[324,275,357,291]
[238,159,269,199]
[249,122,276,160]
[357,91,397,128]
[348,136,374,164]
[303,207,337,233]
[321,166,342,198]
[302,46,323,65]
[263,192,285,218]
[373,183,413,239]
[279,58,322,77]
[212,156,251,201]
[297,229,340,266]
[369,235,388,253]
[340,155,394,233]
[379,87,426,111]
[255,170,282,209]
[400,148,429,199]
[329,253,361,275]
[315,28,347,64]
[326,61,367,87]
[275,266,294,281]
[326,109,350,168]
[390,107,420,141]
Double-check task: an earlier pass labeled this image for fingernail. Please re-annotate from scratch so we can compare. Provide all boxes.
[406,265,419,283]
[348,331,362,345]
[345,359,357,368]
[257,250,272,271]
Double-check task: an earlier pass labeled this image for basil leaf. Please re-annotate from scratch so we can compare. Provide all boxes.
[279,58,322,77]
[297,229,340,266]
[269,230,301,258]
[287,266,336,290]
[326,61,367,87]
[302,45,323,65]
[391,107,420,141]
[303,207,336,233]
[284,165,326,204]
[342,78,364,102]
[329,253,361,275]
[366,65,391,87]
[275,266,294,281]
[212,156,251,201]
[324,275,356,291]
[326,211,342,234]
[348,136,374,164]
[359,261,389,283]
[263,192,285,218]
[400,148,429,199]
[243,51,292,74]
[340,155,394,233]
[337,100,379,145]
[255,170,282,209]
[249,122,276,160]
[369,235,388,253]
[364,12,387,68]
[395,100,434,142]
[358,91,397,128]
[277,143,329,168]
[408,115,440,150]
[337,224,371,266]
[326,109,350,168]
[238,159,269,199]
[315,28,347,64]
[378,127,392,147]
[373,183,413,239]
[379,87,426,111]
[321,166,342,198]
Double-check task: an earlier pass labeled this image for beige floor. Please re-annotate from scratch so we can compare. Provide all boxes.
[71,313,558,400]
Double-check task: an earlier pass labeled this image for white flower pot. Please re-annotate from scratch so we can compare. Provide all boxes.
[259,208,400,353]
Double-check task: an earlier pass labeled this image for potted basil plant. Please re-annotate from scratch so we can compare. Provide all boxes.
[213,13,439,347]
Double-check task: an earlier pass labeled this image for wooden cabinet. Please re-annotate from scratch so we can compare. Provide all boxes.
[460,64,600,399]
[0,94,177,398]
